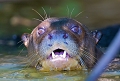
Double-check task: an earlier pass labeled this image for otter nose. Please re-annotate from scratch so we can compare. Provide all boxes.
[47,32,69,46]
[48,33,68,40]
[47,31,68,40]
[63,33,68,39]
[48,34,52,40]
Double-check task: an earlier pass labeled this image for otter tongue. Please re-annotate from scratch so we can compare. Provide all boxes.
[52,51,66,58]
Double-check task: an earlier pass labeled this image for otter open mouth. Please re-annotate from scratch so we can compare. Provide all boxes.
[41,49,81,71]
[47,49,70,61]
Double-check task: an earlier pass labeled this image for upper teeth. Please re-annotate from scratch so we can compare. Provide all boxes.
[52,51,67,58]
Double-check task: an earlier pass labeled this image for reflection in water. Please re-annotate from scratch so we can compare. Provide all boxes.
[0,51,120,81]
[0,54,86,81]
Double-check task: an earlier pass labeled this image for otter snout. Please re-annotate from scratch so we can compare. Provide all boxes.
[46,31,69,47]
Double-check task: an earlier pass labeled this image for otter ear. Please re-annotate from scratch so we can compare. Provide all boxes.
[21,33,30,47]
[91,30,102,44]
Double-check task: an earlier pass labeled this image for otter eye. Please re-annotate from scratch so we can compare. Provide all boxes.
[71,26,81,35]
[38,27,45,35]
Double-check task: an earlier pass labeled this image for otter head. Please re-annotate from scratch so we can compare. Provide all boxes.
[22,17,102,71]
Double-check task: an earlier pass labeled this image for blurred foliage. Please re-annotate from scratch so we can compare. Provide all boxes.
[0,0,82,37]
[0,0,120,37]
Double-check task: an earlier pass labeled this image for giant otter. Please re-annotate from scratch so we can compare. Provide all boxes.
[22,17,102,71]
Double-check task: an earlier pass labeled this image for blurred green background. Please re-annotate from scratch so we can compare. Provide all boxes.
[0,0,120,37]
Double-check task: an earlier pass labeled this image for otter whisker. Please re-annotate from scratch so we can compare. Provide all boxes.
[82,52,97,65]
[48,7,52,18]
[75,11,84,18]
[25,53,37,63]
[78,53,87,68]
[32,8,44,20]
[28,58,38,66]
[33,18,42,22]
[42,7,48,19]
[82,54,97,65]
[27,53,38,63]
[82,50,97,60]
[27,52,41,64]
[27,28,32,31]
[83,54,95,62]
[18,42,24,48]
[26,54,39,67]
[80,48,97,60]
[67,5,70,18]
[84,51,97,60]
[18,47,25,56]
[70,7,75,18]
[79,57,87,69]
[79,48,97,65]
[17,40,23,44]
[24,59,33,67]
[34,56,43,69]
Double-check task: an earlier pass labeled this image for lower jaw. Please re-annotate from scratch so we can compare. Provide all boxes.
[39,58,82,71]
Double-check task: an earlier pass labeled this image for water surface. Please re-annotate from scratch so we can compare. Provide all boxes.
[0,49,120,81]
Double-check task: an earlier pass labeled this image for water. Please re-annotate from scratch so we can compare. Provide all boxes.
[0,49,120,81]
[0,65,86,81]
[0,51,86,81]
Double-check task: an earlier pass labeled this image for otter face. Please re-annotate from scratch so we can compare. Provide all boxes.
[22,17,101,71]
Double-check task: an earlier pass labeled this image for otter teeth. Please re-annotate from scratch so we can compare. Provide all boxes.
[52,52,56,58]
[63,51,66,58]
[52,51,66,58]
